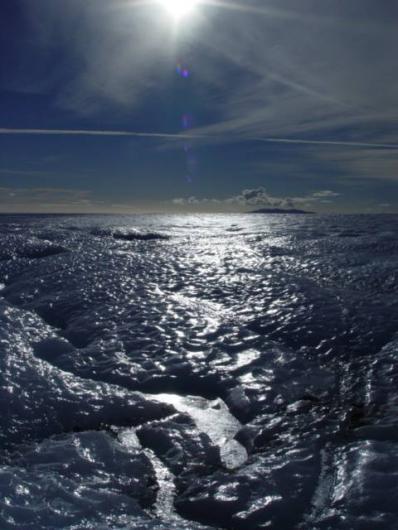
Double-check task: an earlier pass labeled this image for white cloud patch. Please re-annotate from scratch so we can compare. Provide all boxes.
[311,190,341,199]
[228,188,295,208]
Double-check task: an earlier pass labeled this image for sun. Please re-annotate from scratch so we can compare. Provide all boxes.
[158,0,200,21]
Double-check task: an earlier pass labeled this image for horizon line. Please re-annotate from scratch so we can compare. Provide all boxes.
[0,208,316,214]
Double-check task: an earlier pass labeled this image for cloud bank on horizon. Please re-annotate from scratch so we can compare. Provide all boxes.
[173,187,341,211]
[0,0,397,212]
[0,185,340,214]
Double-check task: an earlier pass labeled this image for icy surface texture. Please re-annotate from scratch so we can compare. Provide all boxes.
[0,213,397,529]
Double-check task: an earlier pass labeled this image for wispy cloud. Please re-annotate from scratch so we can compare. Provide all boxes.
[312,146,398,182]
[0,168,51,178]
[4,0,398,200]
[16,0,398,140]
[0,186,91,200]
[190,0,398,142]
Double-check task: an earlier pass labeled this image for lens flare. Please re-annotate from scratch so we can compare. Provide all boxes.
[159,0,199,21]
[176,63,190,78]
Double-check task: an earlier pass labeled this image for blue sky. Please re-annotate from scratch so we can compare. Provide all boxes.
[0,0,397,213]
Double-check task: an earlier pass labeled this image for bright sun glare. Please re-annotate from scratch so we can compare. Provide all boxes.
[159,0,200,21]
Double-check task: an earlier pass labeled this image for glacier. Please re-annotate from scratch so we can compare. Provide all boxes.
[0,213,397,529]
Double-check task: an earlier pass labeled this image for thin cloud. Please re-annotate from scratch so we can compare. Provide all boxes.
[0,186,103,213]
[0,168,50,177]
[309,146,398,182]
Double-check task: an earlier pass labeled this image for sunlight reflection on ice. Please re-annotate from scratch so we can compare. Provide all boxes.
[152,393,248,469]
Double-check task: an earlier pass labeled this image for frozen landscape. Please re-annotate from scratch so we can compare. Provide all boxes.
[0,213,397,530]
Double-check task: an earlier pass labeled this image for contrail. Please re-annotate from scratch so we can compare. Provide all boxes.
[1,127,397,150]
[0,128,190,139]
[253,137,398,149]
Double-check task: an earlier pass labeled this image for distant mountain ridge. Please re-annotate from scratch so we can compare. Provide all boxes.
[249,207,314,214]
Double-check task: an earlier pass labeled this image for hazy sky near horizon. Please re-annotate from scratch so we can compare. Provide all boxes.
[1,0,398,213]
